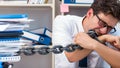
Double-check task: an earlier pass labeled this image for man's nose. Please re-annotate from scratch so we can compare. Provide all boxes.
[99,27,108,34]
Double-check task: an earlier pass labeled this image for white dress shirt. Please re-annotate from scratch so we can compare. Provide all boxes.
[52,15,120,68]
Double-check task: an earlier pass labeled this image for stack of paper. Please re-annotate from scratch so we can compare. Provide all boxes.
[0,14,33,62]
[0,14,33,31]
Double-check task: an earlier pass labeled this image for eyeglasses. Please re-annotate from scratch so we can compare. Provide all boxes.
[96,14,116,33]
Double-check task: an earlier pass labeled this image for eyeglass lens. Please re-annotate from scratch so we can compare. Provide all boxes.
[96,14,116,33]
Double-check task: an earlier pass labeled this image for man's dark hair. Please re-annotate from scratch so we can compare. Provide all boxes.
[91,0,120,20]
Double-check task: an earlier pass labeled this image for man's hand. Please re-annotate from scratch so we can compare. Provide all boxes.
[98,34,120,49]
[74,32,99,50]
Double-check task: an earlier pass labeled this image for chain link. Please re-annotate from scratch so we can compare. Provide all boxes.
[15,30,103,56]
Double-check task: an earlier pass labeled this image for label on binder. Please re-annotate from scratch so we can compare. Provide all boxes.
[0,56,21,62]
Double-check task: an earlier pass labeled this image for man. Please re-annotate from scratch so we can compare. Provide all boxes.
[52,0,120,68]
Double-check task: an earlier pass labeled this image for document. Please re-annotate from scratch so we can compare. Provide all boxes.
[0,24,9,31]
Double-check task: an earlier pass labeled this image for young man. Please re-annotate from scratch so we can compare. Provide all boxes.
[52,0,120,68]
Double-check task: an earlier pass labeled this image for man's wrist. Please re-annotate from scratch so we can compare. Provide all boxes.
[98,35,106,43]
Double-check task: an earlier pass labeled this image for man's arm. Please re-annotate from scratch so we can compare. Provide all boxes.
[64,48,92,62]
[74,33,120,67]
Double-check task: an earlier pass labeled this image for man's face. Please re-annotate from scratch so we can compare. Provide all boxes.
[91,12,118,35]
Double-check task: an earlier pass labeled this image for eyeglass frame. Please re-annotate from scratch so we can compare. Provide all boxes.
[96,14,116,33]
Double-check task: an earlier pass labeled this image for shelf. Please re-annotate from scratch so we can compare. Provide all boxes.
[0,0,54,7]
[0,4,53,8]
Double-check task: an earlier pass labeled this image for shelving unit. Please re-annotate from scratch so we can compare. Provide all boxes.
[0,0,55,68]
[0,0,94,68]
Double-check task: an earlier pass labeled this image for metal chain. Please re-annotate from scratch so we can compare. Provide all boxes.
[16,44,83,56]
[15,30,103,56]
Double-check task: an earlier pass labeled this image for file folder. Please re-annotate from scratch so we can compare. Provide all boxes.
[0,37,20,42]
[32,27,52,38]
[0,30,23,37]
[0,62,2,68]
[43,28,52,38]
[64,0,75,4]
[22,30,51,45]
[0,14,28,19]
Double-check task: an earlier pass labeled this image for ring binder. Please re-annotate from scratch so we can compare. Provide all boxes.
[22,30,51,45]
[0,30,23,37]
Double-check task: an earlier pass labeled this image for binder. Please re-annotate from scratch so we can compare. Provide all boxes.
[64,0,75,4]
[39,0,48,4]
[44,0,48,3]
[0,14,28,19]
[43,28,52,38]
[0,62,2,68]
[32,27,52,38]
[22,30,51,45]
[0,37,20,42]
[64,0,93,4]
[0,30,23,37]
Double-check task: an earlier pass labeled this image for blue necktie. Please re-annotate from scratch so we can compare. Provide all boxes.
[79,57,87,67]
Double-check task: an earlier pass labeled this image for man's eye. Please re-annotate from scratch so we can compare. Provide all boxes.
[103,24,107,27]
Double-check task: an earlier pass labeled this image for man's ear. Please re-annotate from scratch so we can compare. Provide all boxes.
[86,8,94,18]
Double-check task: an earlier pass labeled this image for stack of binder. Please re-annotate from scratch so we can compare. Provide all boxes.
[0,14,33,62]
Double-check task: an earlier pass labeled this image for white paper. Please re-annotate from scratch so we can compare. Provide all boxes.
[0,18,34,23]
[0,24,9,31]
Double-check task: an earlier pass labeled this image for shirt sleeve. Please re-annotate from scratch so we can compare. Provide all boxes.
[52,15,73,47]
